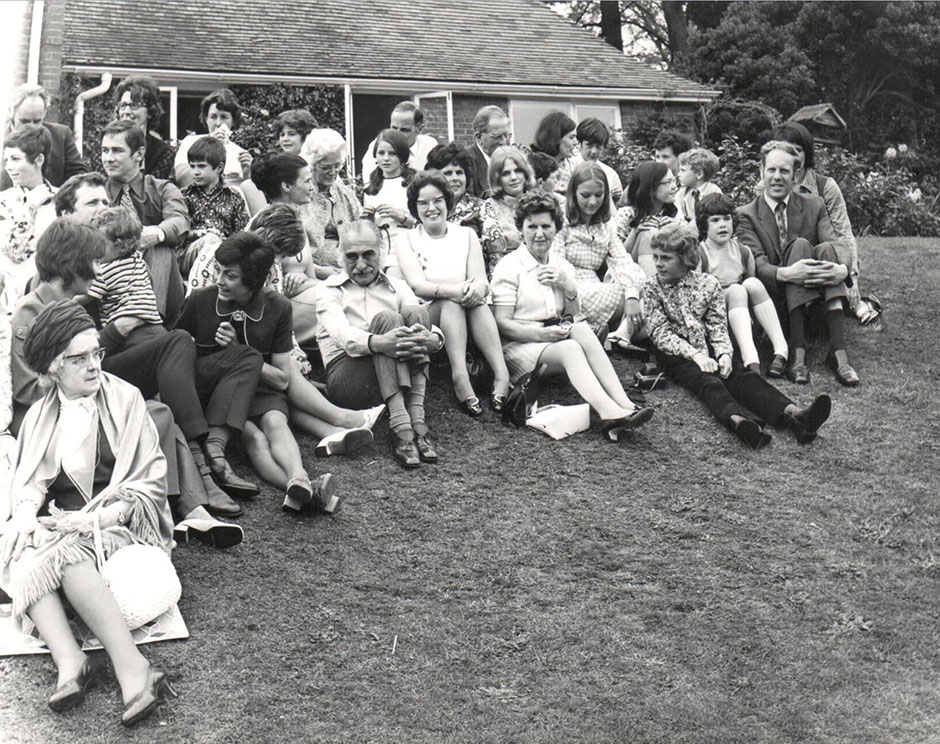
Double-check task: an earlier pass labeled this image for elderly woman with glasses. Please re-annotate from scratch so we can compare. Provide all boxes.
[0,299,176,726]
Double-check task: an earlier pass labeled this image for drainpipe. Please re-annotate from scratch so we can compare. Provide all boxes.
[73,73,113,155]
[27,1,45,85]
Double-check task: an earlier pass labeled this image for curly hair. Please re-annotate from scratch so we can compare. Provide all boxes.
[406,171,455,221]
[91,207,143,259]
[650,221,700,269]
[514,190,564,232]
[425,142,475,185]
[200,88,242,130]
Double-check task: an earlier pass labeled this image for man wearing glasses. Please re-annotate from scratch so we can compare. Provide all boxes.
[467,106,512,198]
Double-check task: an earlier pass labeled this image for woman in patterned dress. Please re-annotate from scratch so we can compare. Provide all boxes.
[480,146,535,277]
[552,162,646,341]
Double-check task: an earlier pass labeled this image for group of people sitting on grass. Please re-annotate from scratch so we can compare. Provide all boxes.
[0,81,865,725]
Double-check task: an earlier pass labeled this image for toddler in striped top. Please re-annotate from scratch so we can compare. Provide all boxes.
[87,207,166,350]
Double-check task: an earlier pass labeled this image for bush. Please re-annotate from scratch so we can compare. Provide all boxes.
[710,135,762,207]
[697,98,781,149]
[817,148,940,237]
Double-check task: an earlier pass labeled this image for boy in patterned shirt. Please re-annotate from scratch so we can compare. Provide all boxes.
[179,135,249,274]
[87,206,167,351]
[641,221,831,449]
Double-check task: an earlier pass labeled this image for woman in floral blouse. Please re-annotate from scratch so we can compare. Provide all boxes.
[297,128,362,279]
[425,142,483,237]
[642,222,832,449]
[480,146,535,277]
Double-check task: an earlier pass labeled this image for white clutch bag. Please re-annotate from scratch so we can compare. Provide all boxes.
[525,403,591,440]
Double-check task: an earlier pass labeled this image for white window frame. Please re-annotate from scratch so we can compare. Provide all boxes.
[508,99,623,148]
[414,91,454,142]
[160,86,178,143]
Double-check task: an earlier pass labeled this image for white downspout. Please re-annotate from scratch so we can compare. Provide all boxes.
[27,0,45,85]
[73,73,113,156]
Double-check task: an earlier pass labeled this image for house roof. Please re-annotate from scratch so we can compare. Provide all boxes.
[60,0,717,100]
[789,103,847,130]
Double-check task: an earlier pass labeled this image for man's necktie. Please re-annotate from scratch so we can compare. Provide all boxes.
[119,185,135,214]
[774,201,788,248]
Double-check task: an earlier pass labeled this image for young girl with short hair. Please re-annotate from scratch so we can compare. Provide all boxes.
[695,193,789,377]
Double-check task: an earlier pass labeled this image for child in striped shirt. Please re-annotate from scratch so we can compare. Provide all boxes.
[87,207,166,351]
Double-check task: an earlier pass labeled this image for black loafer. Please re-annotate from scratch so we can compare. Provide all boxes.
[828,352,860,387]
[787,361,810,385]
[389,431,420,468]
[415,434,438,462]
[734,418,772,449]
[783,393,832,444]
[208,457,260,499]
[768,354,788,379]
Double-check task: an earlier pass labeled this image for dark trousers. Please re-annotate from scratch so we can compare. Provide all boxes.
[104,329,209,441]
[194,346,264,432]
[778,238,849,311]
[326,307,431,409]
[662,355,792,429]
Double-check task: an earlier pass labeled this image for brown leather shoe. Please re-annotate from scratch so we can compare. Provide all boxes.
[828,352,860,387]
[389,430,420,469]
[415,433,438,462]
[787,361,810,385]
[783,393,832,444]
[768,354,788,379]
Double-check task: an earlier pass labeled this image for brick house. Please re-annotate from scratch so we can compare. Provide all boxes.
[18,0,718,175]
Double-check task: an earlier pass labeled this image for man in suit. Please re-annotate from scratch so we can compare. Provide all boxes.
[467,105,511,198]
[100,119,190,319]
[2,84,87,190]
[736,141,859,386]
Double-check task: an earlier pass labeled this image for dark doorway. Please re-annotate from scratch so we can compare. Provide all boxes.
[352,93,410,176]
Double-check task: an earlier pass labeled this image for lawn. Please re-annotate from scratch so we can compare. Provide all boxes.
[1,237,938,744]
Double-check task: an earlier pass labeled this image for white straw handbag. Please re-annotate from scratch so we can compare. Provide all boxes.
[93,512,181,630]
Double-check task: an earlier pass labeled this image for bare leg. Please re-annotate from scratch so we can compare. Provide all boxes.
[288,360,365,428]
[466,304,510,397]
[539,338,633,419]
[260,411,308,483]
[242,420,288,487]
[431,300,474,401]
[60,561,150,704]
[290,409,345,439]
[568,323,636,410]
[27,593,88,686]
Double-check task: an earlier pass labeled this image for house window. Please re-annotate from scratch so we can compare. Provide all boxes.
[508,100,622,149]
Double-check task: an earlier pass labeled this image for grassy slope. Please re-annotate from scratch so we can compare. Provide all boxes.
[1,238,938,744]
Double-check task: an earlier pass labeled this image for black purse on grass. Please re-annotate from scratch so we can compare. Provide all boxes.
[502,363,547,428]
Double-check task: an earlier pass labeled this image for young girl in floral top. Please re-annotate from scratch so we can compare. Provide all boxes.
[641,222,832,449]
[552,162,645,338]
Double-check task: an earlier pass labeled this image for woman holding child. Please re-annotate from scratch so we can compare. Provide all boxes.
[491,191,653,440]
[1,299,176,726]
[396,171,510,415]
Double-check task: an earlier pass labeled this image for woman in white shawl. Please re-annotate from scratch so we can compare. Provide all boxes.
[0,300,176,726]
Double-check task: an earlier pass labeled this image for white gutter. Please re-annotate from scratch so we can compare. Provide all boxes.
[73,73,113,156]
[27,1,44,85]
[62,64,719,104]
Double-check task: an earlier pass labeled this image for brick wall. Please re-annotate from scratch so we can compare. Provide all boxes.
[419,97,448,144]
[39,0,67,121]
[453,94,510,147]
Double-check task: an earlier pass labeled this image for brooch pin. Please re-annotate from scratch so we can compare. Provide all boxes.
[231,310,246,322]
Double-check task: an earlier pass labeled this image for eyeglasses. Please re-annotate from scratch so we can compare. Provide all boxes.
[62,349,106,368]
[118,101,147,111]
[317,162,343,174]
[486,131,512,143]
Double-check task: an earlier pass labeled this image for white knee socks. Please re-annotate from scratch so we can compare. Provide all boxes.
[752,299,789,358]
[728,307,760,367]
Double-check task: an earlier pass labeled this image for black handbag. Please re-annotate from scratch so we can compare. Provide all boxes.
[502,363,547,428]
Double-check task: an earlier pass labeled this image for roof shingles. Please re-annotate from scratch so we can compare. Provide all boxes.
[61,0,714,95]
